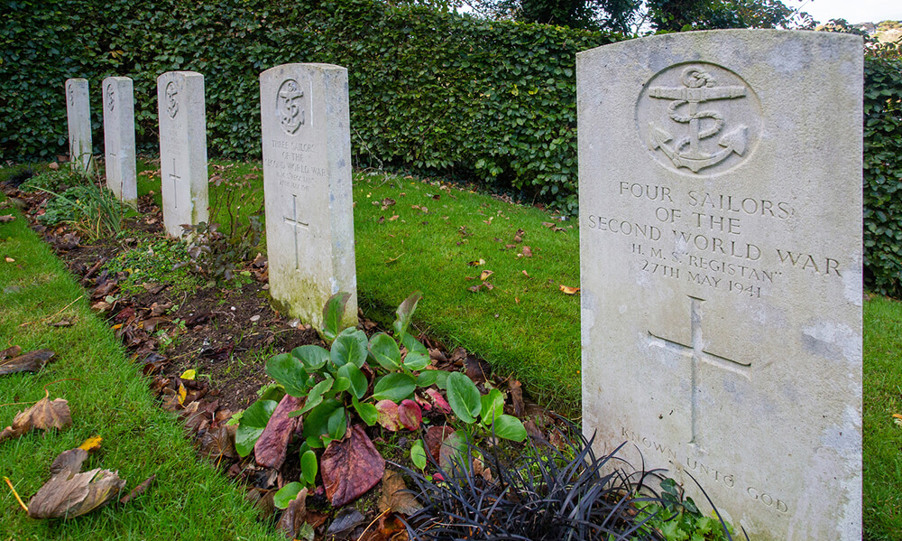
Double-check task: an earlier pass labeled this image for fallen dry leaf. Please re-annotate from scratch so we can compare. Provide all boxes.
[50,448,89,476]
[28,446,126,521]
[0,396,71,443]
[5,257,15,263]
[321,424,385,507]
[0,349,55,376]
[276,487,308,539]
[79,435,103,452]
[119,475,155,505]
[254,394,303,469]
[479,270,493,281]
[0,345,23,360]
[893,413,902,427]
[0,215,15,223]
[559,285,580,295]
[378,470,423,516]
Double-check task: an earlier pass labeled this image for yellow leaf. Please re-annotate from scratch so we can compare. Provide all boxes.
[480,270,494,281]
[78,435,103,452]
[893,413,902,426]
[178,382,187,405]
[180,369,196,380]
[559,285,580,295]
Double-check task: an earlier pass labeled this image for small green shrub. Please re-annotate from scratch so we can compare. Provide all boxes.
[37,183,128,241]
[104,235,204,295]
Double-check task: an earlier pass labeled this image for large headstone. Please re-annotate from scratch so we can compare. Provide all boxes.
[102,76,137,205]
[578,30,862,540]
[65,78,93,175]
[157,71,209,237]
[260,63,357,329]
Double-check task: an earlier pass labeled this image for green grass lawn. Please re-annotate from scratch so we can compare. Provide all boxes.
[863,295,902,540]
[0,184,278,540]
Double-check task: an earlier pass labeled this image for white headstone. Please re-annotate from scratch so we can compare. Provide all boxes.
[102,76,137,205]
[578,30,862,540]
[65,78,93,175]
[260,63,357,329]
[157,71,209,237]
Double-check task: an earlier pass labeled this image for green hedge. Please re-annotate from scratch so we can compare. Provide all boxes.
[0,0,614,212]
[1,1,900,291]
[863,55,902,297]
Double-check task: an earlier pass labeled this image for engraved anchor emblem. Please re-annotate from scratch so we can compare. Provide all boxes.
[106,83,116,111]
[165,81,179,119]
[277,79,305,135]
[647,67,748,173]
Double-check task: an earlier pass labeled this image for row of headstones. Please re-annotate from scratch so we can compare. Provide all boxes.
[65,64,355,329]
[66,72,208,238]
[65,31,862,541]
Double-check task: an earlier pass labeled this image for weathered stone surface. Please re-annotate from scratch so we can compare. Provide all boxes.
[157,71,209,237]
[102,76,136,205]
[577,30,862,540]
[65,78,93,175]
[260,63,357,329]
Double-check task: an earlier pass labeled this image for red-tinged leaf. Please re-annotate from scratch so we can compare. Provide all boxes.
[521,246,532,257]
[424,425,455,462]
[398,400,422,430]
[321,424,385,507]
[376,400,401,431]
[424,388,452,414]
[254,394,304,469]
[559,285,580,295]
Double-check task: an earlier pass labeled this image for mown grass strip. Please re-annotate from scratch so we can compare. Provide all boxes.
[0,187,278,540]
[862,294,902,539]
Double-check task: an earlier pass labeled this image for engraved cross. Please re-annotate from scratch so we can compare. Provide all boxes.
[283,194,309,270]
[648,296,751,445]
[168,158,182,209]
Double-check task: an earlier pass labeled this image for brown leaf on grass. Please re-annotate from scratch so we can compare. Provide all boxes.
[0,346,22,360]
[119,475,155,505]
[28,468,126,519]
[50,448,89,475]
[513,228,524,243]
[508,380,525,418]
[276,487,308,539]
[49,318,75,327]
[521,246,533,257]
[0,349,55,376]
[0,214,15,223]
[479,270,493,281]
[321,424,385,507]
[0,396,71,442]
[254,394,303,469]
[378,470,423,516]
[559,285,580,295]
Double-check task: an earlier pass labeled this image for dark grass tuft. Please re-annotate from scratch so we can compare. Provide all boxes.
[399,420,743,541]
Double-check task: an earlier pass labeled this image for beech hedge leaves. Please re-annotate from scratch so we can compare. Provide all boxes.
[1,0,899,291]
